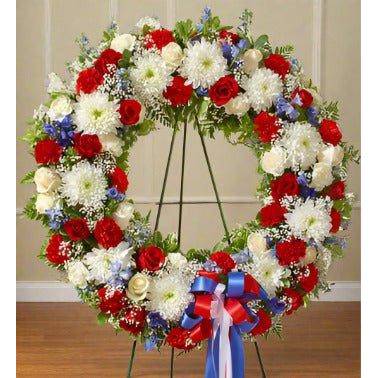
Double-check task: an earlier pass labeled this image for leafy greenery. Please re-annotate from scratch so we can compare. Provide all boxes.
[20,170,35,184]
[320,101,340,121]
[275,44,295,58]
[174,19,196,45]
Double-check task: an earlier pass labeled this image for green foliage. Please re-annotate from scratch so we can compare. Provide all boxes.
[97,312,110,325]
[326,243,345,259]
[254,34,269,50]
[342,142,361,165]
[333,198,353,220]
[186,248,211,262]
[161,233,179,254]
[174,19,196,45]
[320,101,340,121]
[23,195,38,220]
[20,170,35,184]
[275,44,295,58]
[21,120,46,147]
[237,9,253,38]
[118,49,132,68]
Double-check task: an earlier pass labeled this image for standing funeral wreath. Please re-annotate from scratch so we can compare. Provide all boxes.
[22,7,359,378]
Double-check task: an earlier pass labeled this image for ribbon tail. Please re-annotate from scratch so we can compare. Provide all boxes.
[230,326,245,378]
[205,328,219,378]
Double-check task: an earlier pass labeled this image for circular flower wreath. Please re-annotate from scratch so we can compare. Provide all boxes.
[23,8,359,355]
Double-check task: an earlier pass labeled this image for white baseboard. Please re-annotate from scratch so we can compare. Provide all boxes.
[16,280,360,302]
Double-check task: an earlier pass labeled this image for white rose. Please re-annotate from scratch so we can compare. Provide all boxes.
[168,253,187,268]
[99,133,123,157]
[161,42,184,71]
[47,73,67,94]
[261,147,286,176]
[243,49,263,75]
[34,167,61,194]
[224,94,250,116]
[113,201,134,230]
[67,261,89,289]
[127,273,150,301]
[47,96,73,121]
[317,145,344,166]
[110,33,136,53]
[310,162,333,191]
[35,193,56,214]
[300,246,317,266]
[247,232,267,256]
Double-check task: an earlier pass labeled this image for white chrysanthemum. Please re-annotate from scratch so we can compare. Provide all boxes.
[243,68,283,112]
[180,39,227,88]
[285,199,332,243]
[248,254,286,296]
[60,161,107,211]
[147,271,193,321]
[73,92,121,135]
[84,242,133,284]
[135,16,161,32]
[278,122,323,171]
[129,53,172,98]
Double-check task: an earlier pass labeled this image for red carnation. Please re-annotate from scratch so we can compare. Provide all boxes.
[319,119,342,146]
[76,67,103,94]
[253,111,280,143]
[163,76,193,107]
[94,217,123,248]
[259,203,286,228]
[119,99,144,126]
[209,75,239,106]
[34,139,62,165]
[145,28,175,50]
[94,48,122,75]
[295,263,319,293]
[282,288,303,315]
[136,245,166,272]
[219,29,240,44]
[291,87,313,108]
[73,133,102,158]
[119,305,147,335]
[264,54,291,78]
[98,287,125,315]
[330,208,341,233]
[109,166,129,193]
[63,218,90,241]
[46,234,70,265]
[251,309,272,337]
[276,238,306,266]
[270,172,300,201]
[325,181,345,200]
[166,327,195,350]
[210,251,236,274]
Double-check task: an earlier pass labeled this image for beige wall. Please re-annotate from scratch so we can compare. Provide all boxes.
[16,0,361,282]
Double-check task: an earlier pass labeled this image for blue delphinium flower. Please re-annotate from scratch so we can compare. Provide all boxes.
[237,39,248,50]
[297,174,316,199]
[107,261,133,288]
[307,106,319,126]
[221,43,240,64]
[144,336,157,351]
[324,236,347,249]
[201,6,211,22]
[275,96,299,121]
[231,248,251,264]
[148,312,168,330]
[107,187,126,202]
[195,86,208,97]
[267,297,286,315]
[45,208,66,230]
[203,259,218,272]
[44,115,75,147]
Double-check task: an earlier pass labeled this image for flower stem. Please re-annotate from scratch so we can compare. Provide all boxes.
[127,340,137,378]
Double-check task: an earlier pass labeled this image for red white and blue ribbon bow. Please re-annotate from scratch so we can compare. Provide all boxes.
[180,271,281,378]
